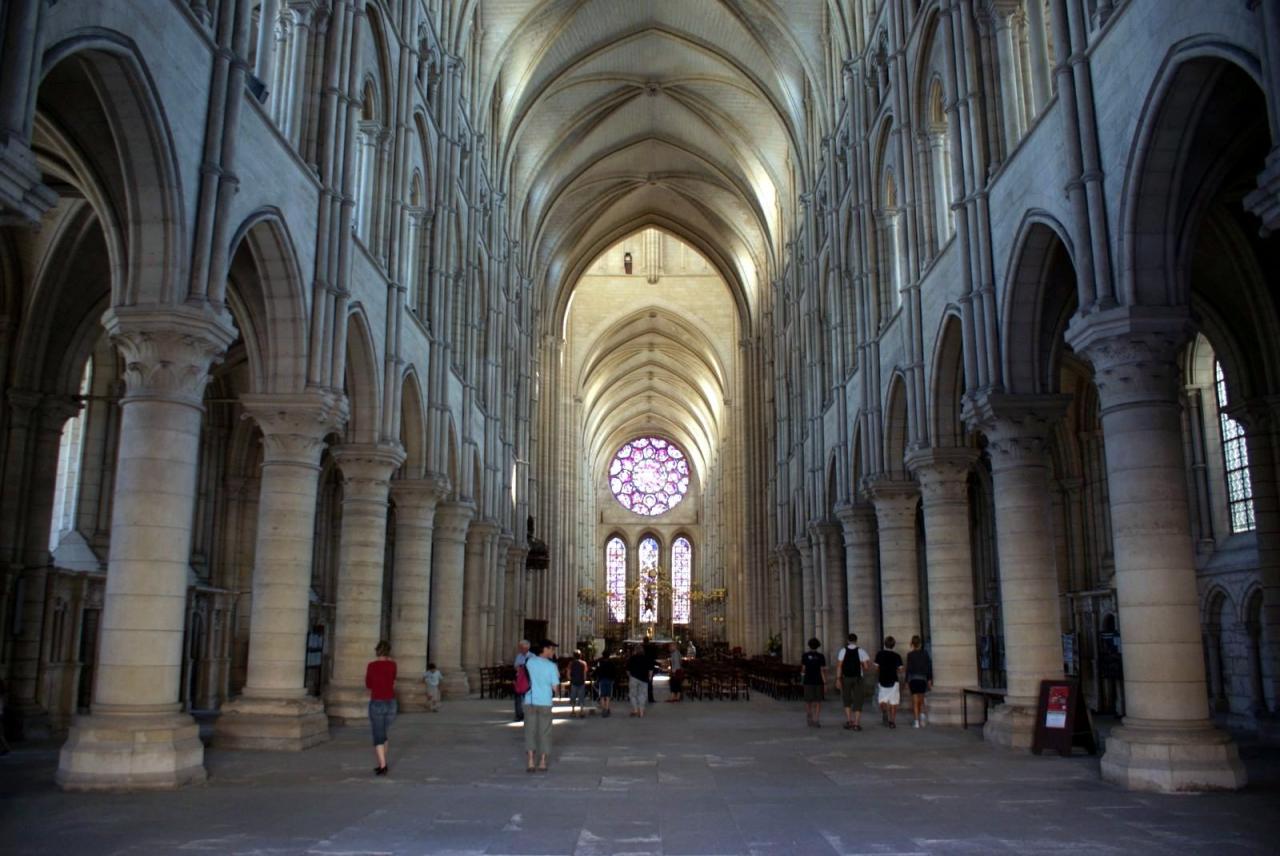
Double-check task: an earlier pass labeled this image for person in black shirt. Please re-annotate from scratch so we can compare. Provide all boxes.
[874,636,904,729]
[800,637,828,727]
[626,646,652,717]
[906,635,933,728]
[593,655,616,718]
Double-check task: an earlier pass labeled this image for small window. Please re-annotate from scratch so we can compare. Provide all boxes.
[605,537,626,623]
[1215,361,1255,533]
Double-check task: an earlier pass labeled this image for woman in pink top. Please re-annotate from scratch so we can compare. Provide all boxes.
[365,640,397,775]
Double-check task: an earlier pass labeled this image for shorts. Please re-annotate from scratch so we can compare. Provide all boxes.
[877,683,901,706]
[368,699,397,746]
[908,679,929,695]
[803,683,825,702]
[597,678,614,698]
[841,676,868,708]
[569,683,587,705]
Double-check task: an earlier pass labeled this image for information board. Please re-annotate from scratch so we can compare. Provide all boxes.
[1031,679,1097,757]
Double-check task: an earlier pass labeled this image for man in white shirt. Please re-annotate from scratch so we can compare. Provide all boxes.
[835,633,873,731]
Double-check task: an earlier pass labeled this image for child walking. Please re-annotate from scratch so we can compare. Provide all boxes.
[423,662,442,712]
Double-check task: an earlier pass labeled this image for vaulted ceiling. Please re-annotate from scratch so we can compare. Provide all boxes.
[470,0,835,331]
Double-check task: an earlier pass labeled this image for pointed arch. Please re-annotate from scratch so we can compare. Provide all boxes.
[928,310,967,448]
[343,305,381,444]
[1000,212,1078,395]
[399,367,427,479]
[883,372,910,477]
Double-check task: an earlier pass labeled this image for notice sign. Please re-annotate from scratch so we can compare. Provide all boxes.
[1032,680,1097,757]
[1045,684,1070,729]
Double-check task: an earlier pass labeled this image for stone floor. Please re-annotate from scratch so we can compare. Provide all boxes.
[2,690,1278,855]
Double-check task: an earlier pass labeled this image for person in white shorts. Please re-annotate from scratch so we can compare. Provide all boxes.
[873,636,904,729]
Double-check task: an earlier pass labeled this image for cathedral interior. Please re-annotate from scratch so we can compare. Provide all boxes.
[1,0,1280,815]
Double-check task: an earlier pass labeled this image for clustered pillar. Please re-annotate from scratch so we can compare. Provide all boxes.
[835,502,881,651]
[429,500,475,698]
[388,476,450,710]
[866,478,921,648]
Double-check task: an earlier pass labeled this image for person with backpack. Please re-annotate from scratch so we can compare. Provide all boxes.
[512,639,531,722]
[836,632,873,731]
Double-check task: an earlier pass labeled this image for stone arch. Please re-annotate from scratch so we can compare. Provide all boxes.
[40,33,187,306]
[399,368,427,479]
[1117,40,1265,308]
[883,371,910,478]
[1000,212,1078,395]
[928,310,966,448]
[343,305,381,444]
[225,212,309,394]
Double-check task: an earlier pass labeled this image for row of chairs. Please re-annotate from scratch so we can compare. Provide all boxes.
[741,658,804,700]
[683,662,751,700]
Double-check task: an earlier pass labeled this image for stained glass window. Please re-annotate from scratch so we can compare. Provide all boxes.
[1216,361,1255,533]
[638,536,659,624]
[609,436,690,516]
[672,536,692,625]
[606,537,626,623]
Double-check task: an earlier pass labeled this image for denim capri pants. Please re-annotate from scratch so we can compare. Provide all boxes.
[369,699,397,746]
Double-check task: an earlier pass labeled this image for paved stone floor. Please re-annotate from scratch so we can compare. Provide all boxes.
[2,692,1278,855]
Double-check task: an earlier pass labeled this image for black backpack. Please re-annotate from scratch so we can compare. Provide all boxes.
[841,646,862,677]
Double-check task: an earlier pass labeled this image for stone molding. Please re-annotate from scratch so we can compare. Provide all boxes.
[467,517,501,544]
[433,500,476,543]
[241,391,349,465]
[832,501,876,540]
[102,306,237,407]
[1243,148,1280,236]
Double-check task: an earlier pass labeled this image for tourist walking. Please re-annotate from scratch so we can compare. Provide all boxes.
[513,639,531,722]
[365,640,397,775]
[422,662,442,712]
[627,645,652,717]
[836,633,872,731]
[594,653,617,717]
[906,635,933,728]
[523,639,560,772]
[874,636,904,729]
[800,637,828,727]
[568,649,589,718]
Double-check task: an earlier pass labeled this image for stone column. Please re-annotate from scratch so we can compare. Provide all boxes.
[811,522,844,650]
[506,543,528,657]
[784,545,803,658]
[491,531,514,663]
[0,0,57,224]
[387,476,449,709]
[835,502,881,650]
[429,500,474,698]
[965,393,1068,748]
[57,306,235,790]
[5,393,78,740]
[462,518,499,688]
[215,392,346,750]
[1070,317,1245,791]
[866,478,921,648]
[907,447,980,726]
[1243,0,1280,233]
[990,0,1025,153]
[1237,399,1280,717]
[796,533,816,643]
[322,443,405,723]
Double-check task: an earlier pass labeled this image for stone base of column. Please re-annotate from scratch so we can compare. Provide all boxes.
[1100,719,1247,793]
[921,688,968,727]
[463,667,481,697]
[323,684,370,726]
[395,678,431,712]
[982,702,1037,749]
[213,694,330,751]
[56,710,206,791]
[5,700,53,741]
[440,670,470,700]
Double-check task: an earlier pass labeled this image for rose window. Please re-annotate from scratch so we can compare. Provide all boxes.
[608,437,690,516]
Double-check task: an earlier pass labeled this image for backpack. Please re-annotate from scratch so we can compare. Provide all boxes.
[514,664,531,695]
[841,646,862,678]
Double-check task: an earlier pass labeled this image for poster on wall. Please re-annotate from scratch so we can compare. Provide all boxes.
[1045,684,1070,729]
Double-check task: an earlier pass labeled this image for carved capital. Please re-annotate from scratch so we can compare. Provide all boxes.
[467,517,500,549]
[864,477,920,527]
[833,501,876,540]
[242,391,348,465]
[906,446,978,505]
[963,391,1068,470]
[389,474,451,513]
[102,306,236,407]
[433,500,475,543]
[1066,306,1193,411]
[332,442,406,501]
[38,395,83,433]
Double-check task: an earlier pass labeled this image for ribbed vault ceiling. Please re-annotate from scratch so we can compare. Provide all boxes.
[474,0,829,330]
